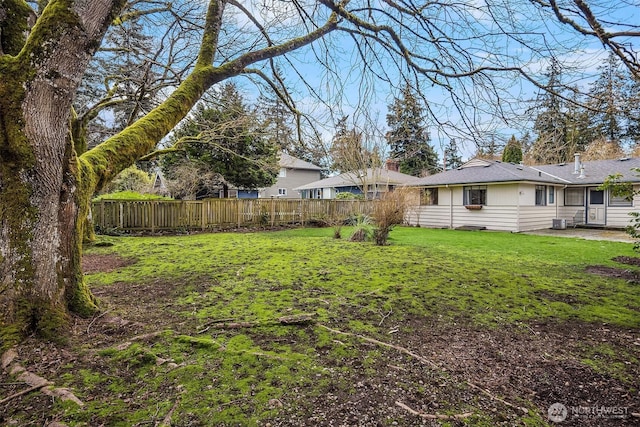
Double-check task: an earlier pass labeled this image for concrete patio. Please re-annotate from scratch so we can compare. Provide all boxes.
[524,227,634,243]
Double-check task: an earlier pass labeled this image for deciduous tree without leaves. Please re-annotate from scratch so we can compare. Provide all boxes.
[1,0,638,344]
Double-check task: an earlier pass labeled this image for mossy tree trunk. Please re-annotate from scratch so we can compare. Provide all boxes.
[0,0,128,344]
[0,0,337,346]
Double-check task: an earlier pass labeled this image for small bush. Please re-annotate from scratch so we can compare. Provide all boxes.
[371,189,411,245]
[335,192,364,200]
[349,214,375,242]
[101,165,153,194]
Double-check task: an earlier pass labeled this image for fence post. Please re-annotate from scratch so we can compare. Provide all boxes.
[270,197,275,227]
[237,199,241,229]
[300,200,304,226]
[151,201,156,233]
[100,200,105,230]
[201,201,206,231]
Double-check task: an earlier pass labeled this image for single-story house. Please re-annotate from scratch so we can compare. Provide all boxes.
[407,154,640,232]
[259,153,323,198]
[295,166,419,199]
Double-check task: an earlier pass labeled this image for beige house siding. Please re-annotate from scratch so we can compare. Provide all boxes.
[411,206,452,228]
[410,183,574,231]
[517,206,558,231]
[407,157,640,232]
[604,186,640,228]
[607,207,634,228]
[451,206,519,231]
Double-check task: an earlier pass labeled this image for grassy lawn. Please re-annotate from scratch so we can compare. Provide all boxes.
[5,227,639,426]
[87,226,640,327]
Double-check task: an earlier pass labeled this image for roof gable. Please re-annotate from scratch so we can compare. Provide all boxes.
[278,153,322,171]
[294,167,418,191]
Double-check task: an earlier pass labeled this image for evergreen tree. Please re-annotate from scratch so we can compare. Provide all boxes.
[625,76,640,146]
[258,93,326,167]
[587,53,629,145]
[162,83,278,198]
[444,139,463,169]
[385,85,439,176]
[530,58,571,164]
[75,19,161,150]
[476,136,501,160]
[501,135,523,163]
[563,88,592,156]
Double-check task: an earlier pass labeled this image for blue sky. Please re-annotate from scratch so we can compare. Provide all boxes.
[233,1,637,161]
[148,1,640,162]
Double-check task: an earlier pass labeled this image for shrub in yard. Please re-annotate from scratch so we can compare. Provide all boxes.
[335,191,364,200]
[100,165,153,194]
[349,214,375,242]
[371,188,410,245]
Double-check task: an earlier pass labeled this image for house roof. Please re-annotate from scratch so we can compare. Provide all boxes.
[411,157,640,187]
[411,158,566,186]
[279,153,323,171]
[294,167,419,191]
[534,157,640,185]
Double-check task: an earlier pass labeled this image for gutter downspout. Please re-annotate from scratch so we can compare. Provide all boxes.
[447,184,453,229]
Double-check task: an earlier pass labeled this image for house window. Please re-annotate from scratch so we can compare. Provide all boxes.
[535,185,547,206]
[278,188,287,196]
[278,168,287,178]
[564,188,584,206]
[420,188,438,205]
[549,186,555,204]
[589,189,604,205]
[463,185,487,205]
[608,190,632,207]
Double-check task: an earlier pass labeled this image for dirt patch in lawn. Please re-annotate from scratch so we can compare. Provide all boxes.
[586,265,640,283]
[82,253,137,274]
[613,256,640,267]
[3,280,639,426]
[584,255,640,283]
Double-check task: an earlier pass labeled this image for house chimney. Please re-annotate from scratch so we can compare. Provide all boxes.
[578,165,586,179]
[385,158,399,172]
[573,153,581,174]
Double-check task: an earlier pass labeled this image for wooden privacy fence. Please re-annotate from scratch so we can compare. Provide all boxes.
[91,199,375,232]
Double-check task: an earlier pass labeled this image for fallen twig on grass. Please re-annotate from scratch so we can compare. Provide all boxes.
[318,324,440,369]
[86,309,112,334]
[395,401,474,420]
[157,397,180,427]
[197,313,315,333]
[466,381,529,415]
[114,331,168,351]
[0,383,49,405]
[378,308,393,326]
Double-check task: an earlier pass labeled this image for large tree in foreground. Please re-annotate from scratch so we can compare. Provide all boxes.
[0,0,335,344]
[1,0,638,345]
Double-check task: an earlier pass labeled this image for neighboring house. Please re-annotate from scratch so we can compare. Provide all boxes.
[151,169,170,197]
[295,166,419,199]
[407,154,640,232]
[260,153,323,198]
